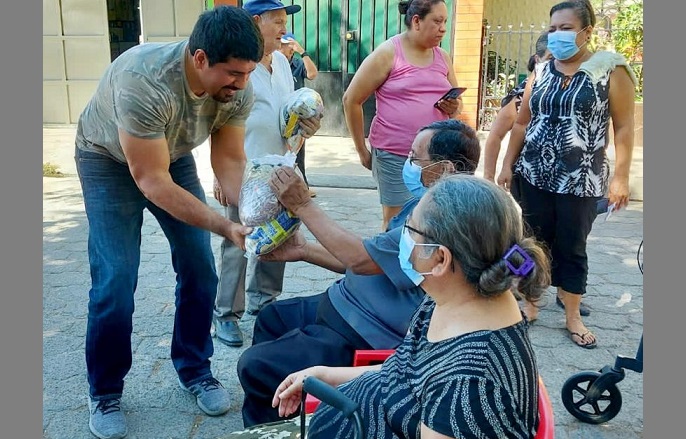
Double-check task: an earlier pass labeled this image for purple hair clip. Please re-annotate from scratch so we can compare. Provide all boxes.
[503,244,535,277]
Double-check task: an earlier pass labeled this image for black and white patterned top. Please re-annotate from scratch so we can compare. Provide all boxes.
[514,52,623,197]
[307,297,539,439]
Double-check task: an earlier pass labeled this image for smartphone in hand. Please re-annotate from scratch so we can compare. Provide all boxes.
[434,87,467,108]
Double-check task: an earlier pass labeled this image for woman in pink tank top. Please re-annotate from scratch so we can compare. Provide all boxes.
[343,0,464,230]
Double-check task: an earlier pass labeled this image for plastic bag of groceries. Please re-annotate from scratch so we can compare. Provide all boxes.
[279,87,324,154]
[238,151,302,255]
[244,209,301,256]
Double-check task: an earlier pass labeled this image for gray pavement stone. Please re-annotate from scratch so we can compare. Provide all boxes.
[43,127,644,439]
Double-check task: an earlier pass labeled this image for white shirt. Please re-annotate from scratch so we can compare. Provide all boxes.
[244,50,295,160]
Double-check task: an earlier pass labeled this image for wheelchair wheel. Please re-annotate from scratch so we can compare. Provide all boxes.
[561,371,623,424]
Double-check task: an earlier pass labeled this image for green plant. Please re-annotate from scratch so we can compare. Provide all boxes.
[486,73,517,99]
[479,50,520,129]
[485,50,519,97]
[613,2,643,100]
[613,3,643,60]
[591,0,643,100]
[43,162,64,177]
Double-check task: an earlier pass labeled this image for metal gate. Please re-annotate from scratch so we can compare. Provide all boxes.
[477,22,547,131]
[44,0,458,127]
[477,19,644,131]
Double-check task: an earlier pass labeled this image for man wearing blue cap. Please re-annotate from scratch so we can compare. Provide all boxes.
[212,0,322,348]
[279,32,319,91]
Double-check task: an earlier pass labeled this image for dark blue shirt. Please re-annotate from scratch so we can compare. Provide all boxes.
[327,227,425,349]
[289,56,307,90]
[387,197,420,231]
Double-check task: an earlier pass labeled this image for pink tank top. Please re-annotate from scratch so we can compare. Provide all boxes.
[368,35,453,156]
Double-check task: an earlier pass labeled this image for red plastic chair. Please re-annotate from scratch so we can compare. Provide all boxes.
[352,349,396,367]
[304,389,324,414]
[535,375,555,439]
[305,350,555,439]
[304,350,395,413]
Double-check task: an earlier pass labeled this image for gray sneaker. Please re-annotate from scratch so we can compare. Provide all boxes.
[88,397,127,439]
[178,376,231,416]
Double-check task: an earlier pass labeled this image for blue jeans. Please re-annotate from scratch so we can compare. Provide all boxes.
[75,146,217,400]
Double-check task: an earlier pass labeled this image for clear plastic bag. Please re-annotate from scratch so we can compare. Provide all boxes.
[238,151,302,255]
[280,87,324,154]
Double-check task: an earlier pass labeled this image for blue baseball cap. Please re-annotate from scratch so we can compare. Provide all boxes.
[243,0,301,16]
[280,32,296,43]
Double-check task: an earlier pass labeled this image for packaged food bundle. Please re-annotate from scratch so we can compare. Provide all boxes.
[244,210,301,256]
[279,87,324,154]
[238,151,301,255]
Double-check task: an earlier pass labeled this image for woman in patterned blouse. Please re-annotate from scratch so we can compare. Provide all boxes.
[269,174,552,439]
[497,0,637,349]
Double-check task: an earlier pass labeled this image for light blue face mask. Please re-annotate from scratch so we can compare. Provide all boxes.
[398,226,439,286]
[402,158,428,198]
[547,28,587,61]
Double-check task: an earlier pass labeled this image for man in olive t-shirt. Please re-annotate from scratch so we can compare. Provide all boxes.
[74,6,263,439]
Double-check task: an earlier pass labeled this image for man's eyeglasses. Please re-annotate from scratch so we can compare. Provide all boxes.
[408,151,450,173]
[408,151,433,167]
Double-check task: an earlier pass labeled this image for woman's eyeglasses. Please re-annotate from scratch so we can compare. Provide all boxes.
[403,218,438,244]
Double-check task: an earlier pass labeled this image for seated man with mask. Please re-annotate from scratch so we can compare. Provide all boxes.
[388,120,480,230]
[236,119,480,427]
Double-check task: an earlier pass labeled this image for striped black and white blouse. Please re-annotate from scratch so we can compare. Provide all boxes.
[307,297,539,439]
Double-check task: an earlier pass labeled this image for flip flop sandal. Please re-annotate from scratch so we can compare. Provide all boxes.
[569,331,598,349]
[519,304,541,324]
[556,296,592,316]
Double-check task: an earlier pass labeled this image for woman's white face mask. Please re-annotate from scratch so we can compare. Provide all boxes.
[398,223,439,286]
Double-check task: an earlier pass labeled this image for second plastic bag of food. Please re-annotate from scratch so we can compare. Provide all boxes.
[279,87,324,154]
[238,151,302,255]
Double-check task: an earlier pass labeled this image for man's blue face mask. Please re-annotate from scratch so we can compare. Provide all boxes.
[402,158,427,198]
[404,157,452,196]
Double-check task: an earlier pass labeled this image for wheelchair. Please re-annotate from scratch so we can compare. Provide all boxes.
[560,239,644,424]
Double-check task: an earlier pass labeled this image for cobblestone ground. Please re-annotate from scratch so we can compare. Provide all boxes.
[43,163,643,439]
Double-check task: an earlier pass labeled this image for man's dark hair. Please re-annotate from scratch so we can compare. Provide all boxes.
[188,5,264,65]
[419,119,481,174]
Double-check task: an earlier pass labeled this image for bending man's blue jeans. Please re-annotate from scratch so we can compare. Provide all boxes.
[75,146,218,400]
